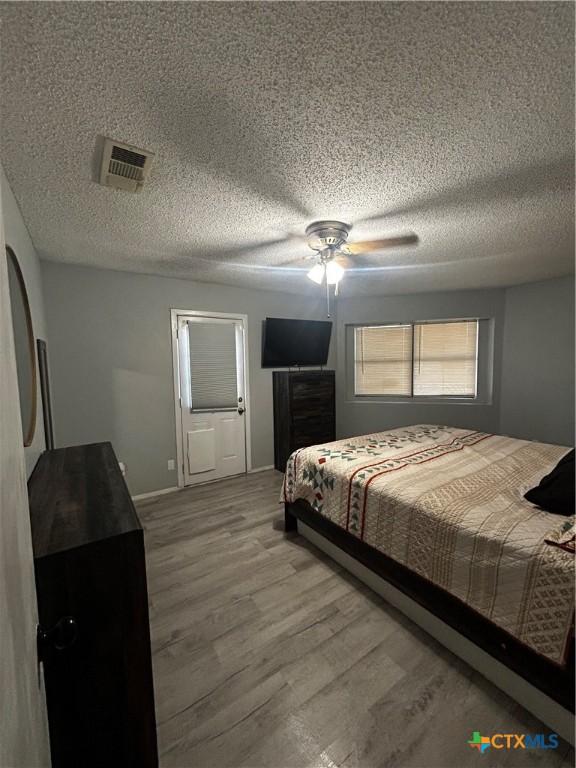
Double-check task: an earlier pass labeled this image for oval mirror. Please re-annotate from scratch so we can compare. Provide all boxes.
[6,246,37,446]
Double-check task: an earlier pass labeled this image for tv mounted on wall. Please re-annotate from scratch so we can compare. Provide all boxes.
[262,318,332,368]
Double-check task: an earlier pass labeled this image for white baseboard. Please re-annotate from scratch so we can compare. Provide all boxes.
[247,464,275,474]
[132,486,180,502]
[298,521,575,746]
[133,466,276,501]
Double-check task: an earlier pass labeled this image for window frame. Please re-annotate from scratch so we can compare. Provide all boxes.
[349,318,489,404]
[353,323,415,398]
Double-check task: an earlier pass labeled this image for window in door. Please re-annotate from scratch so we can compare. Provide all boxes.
[187,321,239,410]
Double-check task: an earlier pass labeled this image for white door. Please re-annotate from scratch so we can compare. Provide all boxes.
[0,193,50,763]
[177,314,247,486]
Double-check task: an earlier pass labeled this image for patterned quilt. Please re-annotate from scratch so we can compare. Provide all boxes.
[282,425,575,665]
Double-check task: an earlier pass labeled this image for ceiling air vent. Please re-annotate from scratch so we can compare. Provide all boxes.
[99,137,155,192]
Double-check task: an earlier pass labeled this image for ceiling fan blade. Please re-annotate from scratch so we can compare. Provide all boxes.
[276,253,316,267]
[207,231,309,264]
[333,253,357,269]
[345,234,419,255]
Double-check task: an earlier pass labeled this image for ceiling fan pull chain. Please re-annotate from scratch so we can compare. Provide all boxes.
[326,276,330,318]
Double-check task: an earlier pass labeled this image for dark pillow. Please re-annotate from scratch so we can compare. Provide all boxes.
[524,450,575,516]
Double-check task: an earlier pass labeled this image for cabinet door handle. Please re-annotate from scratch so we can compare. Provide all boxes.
[37,616,78,661]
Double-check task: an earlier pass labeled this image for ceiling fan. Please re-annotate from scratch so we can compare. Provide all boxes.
[281,220,418,314]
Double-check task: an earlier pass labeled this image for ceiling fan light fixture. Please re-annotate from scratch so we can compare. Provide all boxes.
[325,260,344,284]
[307,263,325,284]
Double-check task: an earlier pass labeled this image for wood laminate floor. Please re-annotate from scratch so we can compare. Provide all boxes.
[136,470,574,768]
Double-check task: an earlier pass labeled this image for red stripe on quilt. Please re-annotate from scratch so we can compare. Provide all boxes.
[283,446,306,502]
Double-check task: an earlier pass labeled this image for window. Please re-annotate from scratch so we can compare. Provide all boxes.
[413,321,478,396]
[354,325,413,396]
[354,320,478,398]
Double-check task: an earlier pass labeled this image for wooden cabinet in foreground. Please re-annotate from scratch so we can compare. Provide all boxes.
[28,442,158,768]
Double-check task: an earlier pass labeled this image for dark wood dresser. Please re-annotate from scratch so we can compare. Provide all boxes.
[273,370,336,472]
[28,442,158,768]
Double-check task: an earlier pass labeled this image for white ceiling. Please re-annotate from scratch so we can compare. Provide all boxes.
[0,2,573,296]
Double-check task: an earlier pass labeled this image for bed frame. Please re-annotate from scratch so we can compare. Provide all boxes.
[285,499,575,741]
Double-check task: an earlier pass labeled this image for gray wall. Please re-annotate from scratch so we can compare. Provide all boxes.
[335,288,506,439]
[1,165,49,475]
[500,276,574,446]
[42,261,575,496]
[42,262,336,495]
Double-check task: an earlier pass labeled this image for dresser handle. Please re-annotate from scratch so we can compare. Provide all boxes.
[37,616,78,661]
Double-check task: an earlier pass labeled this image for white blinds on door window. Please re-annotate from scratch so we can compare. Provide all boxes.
[413,320,478,396]
[188,322,238,410]
[354,325,413,396]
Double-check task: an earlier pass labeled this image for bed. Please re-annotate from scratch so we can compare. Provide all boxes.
[282,425,575,731]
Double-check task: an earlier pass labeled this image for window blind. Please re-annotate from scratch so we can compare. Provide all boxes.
[413,320,478,396]
[188,321,238,410]
[354,325,413,396]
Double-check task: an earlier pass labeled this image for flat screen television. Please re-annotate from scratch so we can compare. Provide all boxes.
[262,318,332,368]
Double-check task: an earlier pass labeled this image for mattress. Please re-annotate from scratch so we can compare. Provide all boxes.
[282,425,575,665]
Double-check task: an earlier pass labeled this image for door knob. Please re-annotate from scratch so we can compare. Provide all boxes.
[37,616,78,661]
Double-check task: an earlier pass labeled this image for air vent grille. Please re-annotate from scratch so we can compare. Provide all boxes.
[110,145,147,167]
[109,159,144,182]
[99,137,154,192]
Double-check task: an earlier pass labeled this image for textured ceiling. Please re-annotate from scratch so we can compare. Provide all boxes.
[0,1,574,296]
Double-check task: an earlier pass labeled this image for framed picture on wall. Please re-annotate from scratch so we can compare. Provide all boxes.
[37,339,54,451]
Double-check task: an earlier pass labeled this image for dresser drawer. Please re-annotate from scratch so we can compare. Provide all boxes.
[292,417,335,447]
[291,400,334,422]
[291,377,334,402]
